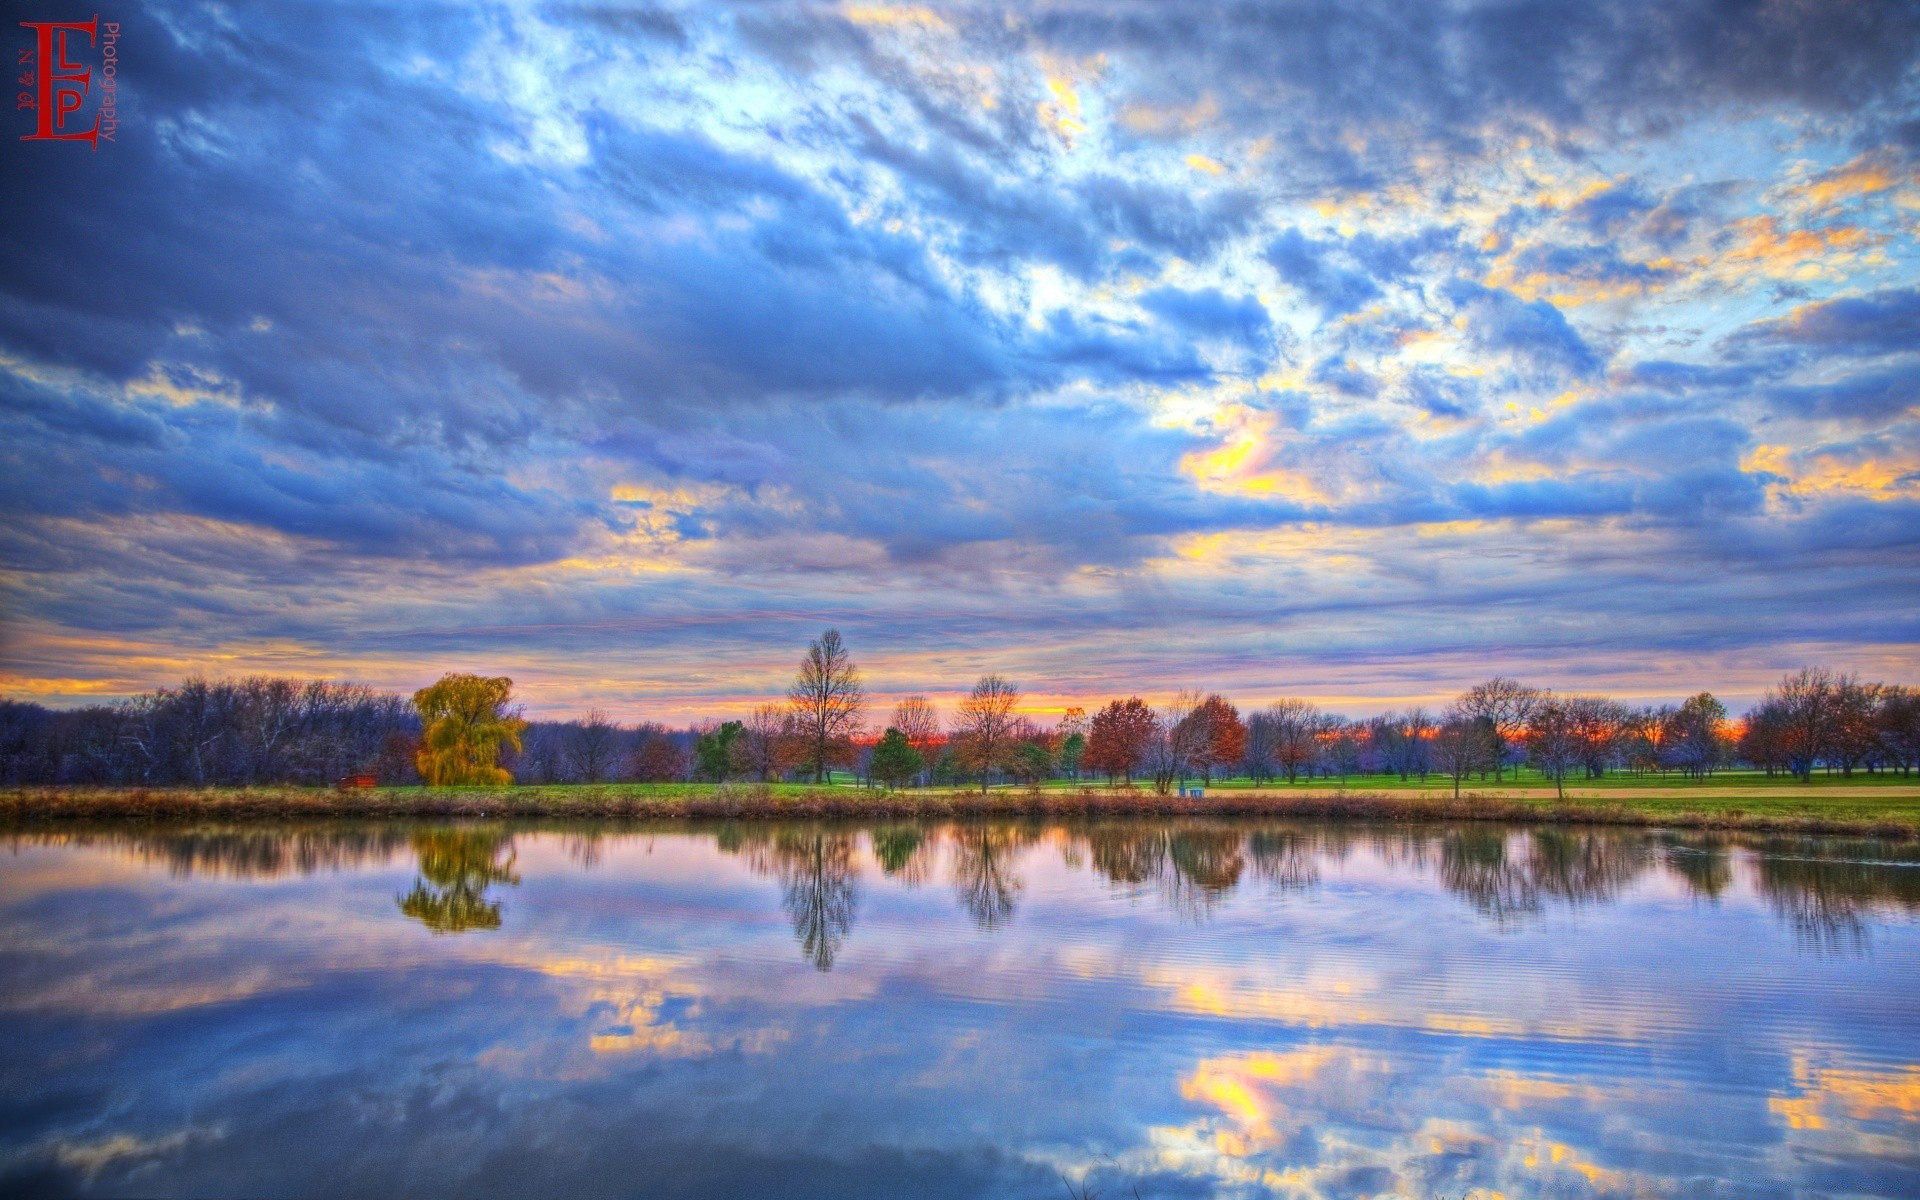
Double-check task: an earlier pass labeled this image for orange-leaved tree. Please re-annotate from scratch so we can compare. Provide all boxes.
[412,673,526,786]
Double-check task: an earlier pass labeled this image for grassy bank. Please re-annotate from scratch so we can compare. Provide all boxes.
[4,781,1918,838]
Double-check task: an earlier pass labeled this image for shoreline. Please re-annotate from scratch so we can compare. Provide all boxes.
[5,785,1917,840]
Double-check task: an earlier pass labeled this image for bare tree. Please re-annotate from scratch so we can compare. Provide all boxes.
[1155,690,1208,792]
[567,708,620,783]
[1768,667,1839,782]
[1830,677,1884,777]
[1261,699,1324,784]
[954,674,1020,793]
[787,629,866,784]
[1432,716,1487,798]
[1564,696,1625,779]
[1243,708,1279,784]
[1880,686,1920,776]
[1525,700,1582,798]
[742,702,797,782]
[1454,677,1543,781]
[1370,707,1434,780]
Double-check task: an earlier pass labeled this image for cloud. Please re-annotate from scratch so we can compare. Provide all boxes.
[1440,280,1604,379]
[1733,287,1920,358]
[1136,286,1273,351]
[1,0,1917,713]
[1265,230,1383,319]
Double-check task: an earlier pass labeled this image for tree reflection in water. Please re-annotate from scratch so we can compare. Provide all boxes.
[19,818,1918,959]
[1247,829,1321,894]
[1079,823,1254,919]
[722,825,860,970]
[1750,838,1920,955]
[1440,828,1542,923]
[22,827,414,879]
[870,825,933,885]
[397,828,520,934]
[1660,834,1734,901]
[948,824,1035,930]
[777,830,859,971]
[1438,827,1653,926]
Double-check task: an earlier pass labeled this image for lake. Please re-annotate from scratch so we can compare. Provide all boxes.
[2,820,1917,1198]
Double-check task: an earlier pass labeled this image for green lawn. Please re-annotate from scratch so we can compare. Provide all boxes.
[1044,767,1920,793]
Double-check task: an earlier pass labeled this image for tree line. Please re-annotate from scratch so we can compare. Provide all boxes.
[1,631,1915,788]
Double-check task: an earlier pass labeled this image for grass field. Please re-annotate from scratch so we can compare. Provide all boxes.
[4,771,1918,838]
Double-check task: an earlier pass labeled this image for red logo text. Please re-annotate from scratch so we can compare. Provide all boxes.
[19,16,119,147]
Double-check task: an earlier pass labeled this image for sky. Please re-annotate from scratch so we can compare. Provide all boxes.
[1,0,1917,721]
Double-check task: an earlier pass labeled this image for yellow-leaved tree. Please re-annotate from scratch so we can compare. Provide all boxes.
[412,673,526,786]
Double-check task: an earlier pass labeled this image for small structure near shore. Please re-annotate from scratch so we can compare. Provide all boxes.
[335,773,378,791]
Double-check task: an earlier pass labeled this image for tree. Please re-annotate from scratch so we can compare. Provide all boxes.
[568,708,620,783]
[1085,697,1156,784]
[1620,705,1669,775]
[1007,721,1054,786]
[630,723,689,782]
[890,695,942,786]
[1177,694,1246,785]
[869,727,923,790]
[1154,690,1208,792]
[1141,710,1181,795]
[788,630,866,783]
[1738,704,1790,776]
[1056,706,1089,780]
[695,720,746,782]
[954,674,1020,793]
[1767,667,1839,781]
[1663,693,1726,780]
[1369,708,1433,781]
[742,703,800,781]
[1564,696,1625,779]
[1880,686,1920,776]
[1525,701,1581,799]
[1260,699,1324,784]
[412,674,526,787]
[1243,709,1279,784]
[1324,718,1363,782]
[1453,677,1542,781]
[1058,730,1086,780]
[1432,716,1487,798]
[1829,677,1883,776]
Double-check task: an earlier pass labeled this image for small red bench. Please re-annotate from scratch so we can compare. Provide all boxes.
[335,773,379,790]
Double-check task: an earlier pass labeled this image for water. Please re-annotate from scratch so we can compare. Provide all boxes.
[2,820,1916,1199]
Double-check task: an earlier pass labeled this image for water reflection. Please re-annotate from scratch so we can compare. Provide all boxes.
[15,820,1919,957]
[869,824,933,884]
[397,828,520,933]
[948,823,1035,930]
[1438,826,1656,925]
[721,826,861,969]
[1660,833,1735,900]
[1,818,1917,1199]
[6,825,413,878]
[1246,828,1321,894]
[1750,838,1920,955]
[1085,823,1250,917]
